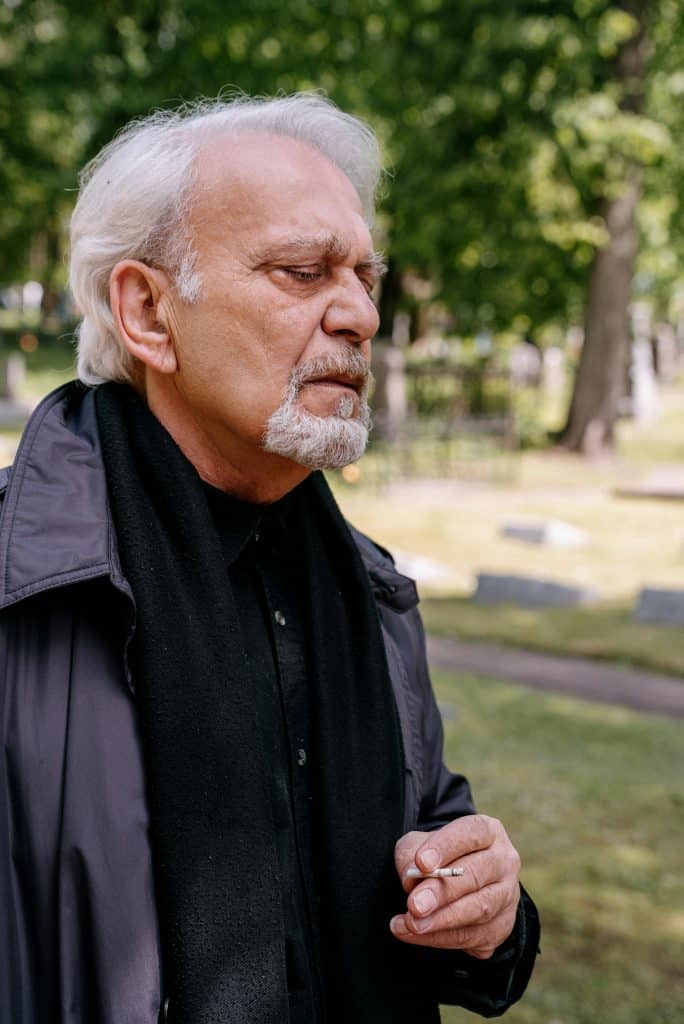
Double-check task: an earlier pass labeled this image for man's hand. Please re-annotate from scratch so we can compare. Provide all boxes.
[390,815,521,959]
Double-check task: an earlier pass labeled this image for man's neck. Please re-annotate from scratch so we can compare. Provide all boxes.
[139,377,311,504]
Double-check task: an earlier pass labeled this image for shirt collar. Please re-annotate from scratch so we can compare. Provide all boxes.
[201,480,298,566]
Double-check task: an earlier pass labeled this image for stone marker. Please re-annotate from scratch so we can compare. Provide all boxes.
[370,341,407,442]
[634,587,684,625]
[630,337,659,423]
[509,342,541,388]
[627,303,659,423]
[392,549,453,586]
[474,573,598,608]
[541,346,566,397]
[0,353,25,401]
[654,322,678,381]
[501,519,590,549]
[614,469,684,501]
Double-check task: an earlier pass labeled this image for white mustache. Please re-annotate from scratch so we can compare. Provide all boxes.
[290,352,372,394]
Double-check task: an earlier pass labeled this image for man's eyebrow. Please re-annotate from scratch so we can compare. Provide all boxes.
[357,252,388,280]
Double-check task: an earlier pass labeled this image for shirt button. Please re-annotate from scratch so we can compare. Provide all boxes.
[274,610,286,626]
[297,748,307,766]
[254,531,260,543]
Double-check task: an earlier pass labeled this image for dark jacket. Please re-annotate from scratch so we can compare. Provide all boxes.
[0,383,539,1022]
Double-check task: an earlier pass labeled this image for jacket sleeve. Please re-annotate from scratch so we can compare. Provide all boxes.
[406,606,541,1016]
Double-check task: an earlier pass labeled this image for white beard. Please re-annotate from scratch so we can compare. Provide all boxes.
[262,353,373,470]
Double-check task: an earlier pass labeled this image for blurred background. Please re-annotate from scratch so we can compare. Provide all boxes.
[2,1,682,1021]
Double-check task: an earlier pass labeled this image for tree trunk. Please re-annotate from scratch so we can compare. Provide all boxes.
[559,0,646,455]
[560,175,640,454]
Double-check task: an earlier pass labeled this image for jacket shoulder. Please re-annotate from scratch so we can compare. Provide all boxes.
[349,524,419,613]
[0,465,11,502]
[349,524,396,570]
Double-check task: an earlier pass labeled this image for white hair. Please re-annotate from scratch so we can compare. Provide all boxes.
[69,93,383,385]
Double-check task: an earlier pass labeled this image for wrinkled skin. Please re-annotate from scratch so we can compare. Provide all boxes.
[110,133,382,502]
[392,815,521,957]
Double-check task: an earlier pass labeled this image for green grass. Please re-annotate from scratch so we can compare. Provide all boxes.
[420,596,684,677]
[434,671,684,1024]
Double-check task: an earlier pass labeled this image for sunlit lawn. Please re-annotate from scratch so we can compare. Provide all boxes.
[336,472,684,600]
[334,476,684,675]
[434,670,683,1024]
[334,385,684,676]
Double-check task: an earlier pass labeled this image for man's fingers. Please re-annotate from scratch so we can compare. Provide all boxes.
[405,850,505,918]
[394,831,431,893]
[392,817,522,955]
[405,881,514,937]
[390,907,515,953]
[414,815,497,874]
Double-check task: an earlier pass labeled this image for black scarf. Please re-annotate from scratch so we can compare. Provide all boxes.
[95,383,433,1023]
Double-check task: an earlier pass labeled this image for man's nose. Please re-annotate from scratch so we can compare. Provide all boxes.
[321,276,380,344]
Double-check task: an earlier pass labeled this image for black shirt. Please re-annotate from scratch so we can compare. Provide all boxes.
[202,481,322,1023]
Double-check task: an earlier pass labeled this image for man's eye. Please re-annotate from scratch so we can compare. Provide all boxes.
[284,267,321,282]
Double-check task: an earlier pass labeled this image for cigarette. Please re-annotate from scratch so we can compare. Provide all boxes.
[405,866,465,879]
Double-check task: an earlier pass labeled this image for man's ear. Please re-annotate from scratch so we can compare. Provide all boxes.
[110,260,178,375]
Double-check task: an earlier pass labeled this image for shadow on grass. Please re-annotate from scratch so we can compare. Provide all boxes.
[420,594,684,678]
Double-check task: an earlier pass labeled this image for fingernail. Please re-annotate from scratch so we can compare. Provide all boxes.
[411,914,432,933]
[418,848,440,871]
[413,890,437,915]
[390,915,408,935]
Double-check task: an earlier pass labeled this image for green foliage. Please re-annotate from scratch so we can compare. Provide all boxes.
[3,1,684,335]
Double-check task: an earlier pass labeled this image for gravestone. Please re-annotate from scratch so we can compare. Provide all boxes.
[0,353,25,400]
[392,549,453,586]
[629,303,658,422]
[653,322,678,381]
[541,346,566,397]
[509,342,541,388]
[371,341,407,441]
[474,573,598,608]
[634,587,684,625]
[501,519,589,549]
[630,338,658,422]
[0,353,29,427]
[614,469,684,501]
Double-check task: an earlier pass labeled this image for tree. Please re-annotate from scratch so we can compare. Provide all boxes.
[559,1,647,453]
[4,0,684,458]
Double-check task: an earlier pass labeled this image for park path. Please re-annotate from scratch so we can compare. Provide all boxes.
[426,635,684,717]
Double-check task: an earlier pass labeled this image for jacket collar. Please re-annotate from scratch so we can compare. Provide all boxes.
[0,382,126,610]
[0,382,417,612]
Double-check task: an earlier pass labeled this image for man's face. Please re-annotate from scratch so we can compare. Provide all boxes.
[165,133,382,473]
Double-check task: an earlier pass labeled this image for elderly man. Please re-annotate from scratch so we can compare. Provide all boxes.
[0,95,539,1023]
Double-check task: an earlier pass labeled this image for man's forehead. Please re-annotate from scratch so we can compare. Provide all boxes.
[192,136,372,257]
[194,132,362,208]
